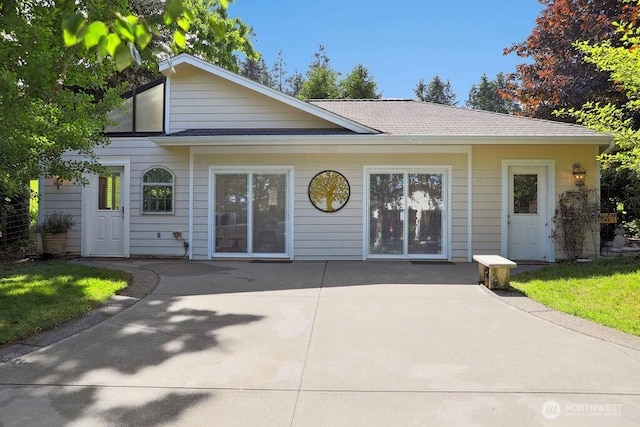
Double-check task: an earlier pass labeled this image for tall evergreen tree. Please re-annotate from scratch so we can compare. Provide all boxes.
[414,76,457,105]
[467,73,520,113]
[240,57,273,87]
[271,49,288,92]
[298,45,340,99]
[340,64,381,99]
[284,71,305,97]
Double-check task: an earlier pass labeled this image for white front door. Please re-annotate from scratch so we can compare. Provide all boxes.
[507,166,548,261]
[88,166,125,256]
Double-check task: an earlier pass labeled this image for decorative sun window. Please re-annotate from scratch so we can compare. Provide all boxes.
[142,167,174,214]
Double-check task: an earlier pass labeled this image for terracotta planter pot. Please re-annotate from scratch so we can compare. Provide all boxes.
[41,232,68,255]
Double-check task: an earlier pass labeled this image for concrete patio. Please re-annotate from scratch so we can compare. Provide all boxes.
[0,260,639,426]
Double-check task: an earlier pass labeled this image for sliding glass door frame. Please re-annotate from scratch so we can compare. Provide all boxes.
[364,166,451,260]
[209,166,294,259]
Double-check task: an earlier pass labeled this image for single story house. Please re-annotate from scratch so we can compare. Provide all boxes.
[40,53,612,262]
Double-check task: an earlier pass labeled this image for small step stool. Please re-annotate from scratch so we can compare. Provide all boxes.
[473,255,517,290]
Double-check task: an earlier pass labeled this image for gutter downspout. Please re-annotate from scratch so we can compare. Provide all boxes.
[601,135,616,156]
[596,136,615,259]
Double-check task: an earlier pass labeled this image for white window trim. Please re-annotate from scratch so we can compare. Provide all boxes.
[208,166,294,259]
[141,166,175,215]
[363,165,452,261]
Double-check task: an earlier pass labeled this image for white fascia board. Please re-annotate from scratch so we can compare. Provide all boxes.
[158,53,378,135]
[151,133,612,147]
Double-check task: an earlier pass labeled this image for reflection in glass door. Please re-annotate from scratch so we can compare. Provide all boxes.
[252,174,286,254]
[214,171,288,257]
[408,173,443,255]
[368,169,447,258]
[369,173,404,255]
[215,174,248,253]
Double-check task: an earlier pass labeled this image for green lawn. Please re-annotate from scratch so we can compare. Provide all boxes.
[511,258,640,336]
[0,260,130,345]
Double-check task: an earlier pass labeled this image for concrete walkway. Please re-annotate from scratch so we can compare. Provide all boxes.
[1,260,639,426]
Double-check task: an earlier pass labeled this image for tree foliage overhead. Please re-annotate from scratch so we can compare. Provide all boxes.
[0,1,123,197]
[414,76,457,105]
[466,73,520,114]
[63,0,255,72]
[504,0,636,119]
[0,0,254,198]
[561,1,640,173]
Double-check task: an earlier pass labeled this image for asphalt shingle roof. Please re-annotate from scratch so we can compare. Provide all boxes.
[310,99,605,137]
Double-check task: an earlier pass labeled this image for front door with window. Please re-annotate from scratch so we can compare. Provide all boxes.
[367,168,448,259]
[213,170,290,258]
[507,166,548,261]
[88,166,125,256]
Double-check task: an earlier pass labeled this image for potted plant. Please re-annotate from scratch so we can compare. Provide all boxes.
[34,211,74,256]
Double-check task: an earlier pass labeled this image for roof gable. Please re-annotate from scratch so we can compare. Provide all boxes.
[159,54,377,134]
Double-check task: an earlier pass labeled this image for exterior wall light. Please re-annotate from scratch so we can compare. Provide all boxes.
[572,163,586,188]
[53,176,64,189]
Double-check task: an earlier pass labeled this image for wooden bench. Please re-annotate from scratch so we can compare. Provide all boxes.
[473,255,517,290]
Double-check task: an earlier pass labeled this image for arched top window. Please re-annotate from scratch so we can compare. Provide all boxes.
[142,167,174,214]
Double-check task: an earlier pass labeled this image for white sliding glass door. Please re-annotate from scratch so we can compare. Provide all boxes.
[213,169,290,258]
[367,168,449,259]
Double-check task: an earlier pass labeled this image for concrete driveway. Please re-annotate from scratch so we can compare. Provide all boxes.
[1,260,639,426]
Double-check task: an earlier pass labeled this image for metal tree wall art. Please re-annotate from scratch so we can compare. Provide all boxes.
[308,170,350,212]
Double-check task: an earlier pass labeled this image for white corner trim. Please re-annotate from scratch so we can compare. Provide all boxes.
[467,146,473,262]
[164,77,171,134]
[188,149,194,260]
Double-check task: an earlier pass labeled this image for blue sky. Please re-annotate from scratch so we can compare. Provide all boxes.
[229,0,544,102]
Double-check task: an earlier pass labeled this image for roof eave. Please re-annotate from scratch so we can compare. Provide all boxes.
[150,133,612,147]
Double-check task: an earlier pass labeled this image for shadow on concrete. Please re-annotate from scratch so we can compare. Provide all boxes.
[0,294,263,425]
[140,260,480,296]
[52,390,210,427]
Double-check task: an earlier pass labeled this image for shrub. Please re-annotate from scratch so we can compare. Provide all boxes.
[552,190,599,260]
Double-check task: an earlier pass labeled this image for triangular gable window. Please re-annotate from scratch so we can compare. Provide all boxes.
[106,78,165,136]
